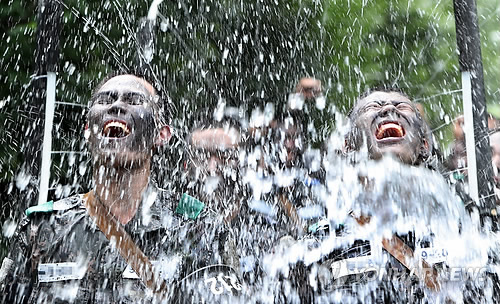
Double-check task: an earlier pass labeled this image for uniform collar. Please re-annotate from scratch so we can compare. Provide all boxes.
[124,185,180,234]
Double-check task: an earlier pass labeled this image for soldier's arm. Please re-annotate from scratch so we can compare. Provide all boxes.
[1,216,36,304]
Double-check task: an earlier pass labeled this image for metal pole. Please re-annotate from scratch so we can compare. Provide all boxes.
[453,0,496,218]
[461,72,479,203]
[38,72,56,205]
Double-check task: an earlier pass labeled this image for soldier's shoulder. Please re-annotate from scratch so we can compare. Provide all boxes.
[24,194,85,218]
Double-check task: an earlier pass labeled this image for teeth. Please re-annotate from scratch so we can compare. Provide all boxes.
[103,121,130,135]
[377,123,404,139]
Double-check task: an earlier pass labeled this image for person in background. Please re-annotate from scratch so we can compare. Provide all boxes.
[171,107,247,301]
[242,78,328,302]
[446,113,500,177]
[182,108,244,223]
[288,77,325,112]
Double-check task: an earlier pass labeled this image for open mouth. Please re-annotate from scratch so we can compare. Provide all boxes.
[102,120,130,138]
[375,122,405,140]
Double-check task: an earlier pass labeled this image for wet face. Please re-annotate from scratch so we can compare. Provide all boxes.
[450,141,467,174]
[349,91,428,164]
[188,127,240,180]
[296,78,322,100]
[87,75,158,167]
[280,123,302,167]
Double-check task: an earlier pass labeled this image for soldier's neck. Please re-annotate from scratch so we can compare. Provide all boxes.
[93,161,151,225]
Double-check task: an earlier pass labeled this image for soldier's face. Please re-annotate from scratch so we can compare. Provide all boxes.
[189,127,239,177]
[279,123,302,167]
[186,127,240,200]
[87,75,158,167]
[350,91,427,164]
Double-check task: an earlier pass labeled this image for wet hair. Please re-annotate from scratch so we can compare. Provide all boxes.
[186,107,244,147]
[89,71,168,130]
[345,87,432,166]
[347,85,410,119]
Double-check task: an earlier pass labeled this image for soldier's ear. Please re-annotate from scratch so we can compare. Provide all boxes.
[155,125,172,147]
[342,138,351,154]
[84,124,90,141]
[419,138,430,161]
[343,130,358,154]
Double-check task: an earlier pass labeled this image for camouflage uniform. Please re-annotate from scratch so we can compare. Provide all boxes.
[278,167,474,304]
[1,188,242,304]
[305,221,427,304]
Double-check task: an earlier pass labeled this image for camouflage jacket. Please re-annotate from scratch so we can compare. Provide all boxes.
[1,188,243,304]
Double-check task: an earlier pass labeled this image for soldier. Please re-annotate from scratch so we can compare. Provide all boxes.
[179,110,244,269]
[242,80,328,303]
[183,110,243,222]
[0,74,242,304]
[182,108,301,302]
[287,77,325,112]
[274,88,476,303]
[175,108,250,300]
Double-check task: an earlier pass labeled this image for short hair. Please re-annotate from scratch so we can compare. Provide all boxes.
[89,72,168,130]
[346,86,432,165]
[186,106,243,147]
[347,85,410,119]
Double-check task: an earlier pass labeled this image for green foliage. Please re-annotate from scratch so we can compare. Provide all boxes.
[0,0,499,259]
[0,0,36,182]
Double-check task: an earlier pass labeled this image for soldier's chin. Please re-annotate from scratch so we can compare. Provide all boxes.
[373,145,417,165]
[92,149,150,168]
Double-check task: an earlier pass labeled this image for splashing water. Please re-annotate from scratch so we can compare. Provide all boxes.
[245,150,495,303]
[3,0,500,303]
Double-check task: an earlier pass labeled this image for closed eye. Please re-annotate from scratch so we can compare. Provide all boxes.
[396,103,414,111]
[122,92,147,105]
[91,92,117,105]
[362,102,382,112]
